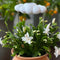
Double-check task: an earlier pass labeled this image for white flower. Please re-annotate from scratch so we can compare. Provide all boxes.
[14,3,47,14]
[43,23,51,35]
[54,46,60,58]
[22,32,33,44]
[57,32,60,39]
[0,37,3,45]
[52,18,56,24]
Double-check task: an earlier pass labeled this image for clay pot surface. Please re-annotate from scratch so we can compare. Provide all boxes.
[11,49,49,60]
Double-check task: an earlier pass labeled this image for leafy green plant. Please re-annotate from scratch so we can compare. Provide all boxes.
[0,17,60,57]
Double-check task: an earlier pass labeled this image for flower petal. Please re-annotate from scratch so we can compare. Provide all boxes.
[25,32,29,37]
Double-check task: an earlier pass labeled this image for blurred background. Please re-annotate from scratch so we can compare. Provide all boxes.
[0,0,60,60]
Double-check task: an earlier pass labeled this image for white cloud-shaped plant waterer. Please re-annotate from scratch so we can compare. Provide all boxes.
[15,3,47,14]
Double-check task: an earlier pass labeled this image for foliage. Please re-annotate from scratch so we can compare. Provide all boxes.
[0,0,60,21]
[0,0,17,21]
[1,17,60,57]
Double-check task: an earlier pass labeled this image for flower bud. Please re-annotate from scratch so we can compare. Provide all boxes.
[52,18,56,24]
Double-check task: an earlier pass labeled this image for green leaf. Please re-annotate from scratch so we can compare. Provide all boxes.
[33,51,40,57]
[43,46,49,51]
[19,51,24,55]
[11,53,16,57]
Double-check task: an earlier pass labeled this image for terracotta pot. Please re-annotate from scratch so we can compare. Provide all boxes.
[11,49,49,60]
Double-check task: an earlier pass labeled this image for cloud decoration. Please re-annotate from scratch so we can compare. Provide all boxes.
[15,3,47,14]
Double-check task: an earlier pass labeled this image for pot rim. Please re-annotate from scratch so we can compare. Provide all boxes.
[11,48,48,59]
[15,54,48,59]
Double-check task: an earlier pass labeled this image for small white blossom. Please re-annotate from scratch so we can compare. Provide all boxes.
[37,33,40,35]
[43,39,47,43]
[16,29,18,31]
[43,23,51,35]
[3,36,6,38]
[57,32,60,39]
[22,32,33,44]
[0,37,3,46]
[54,46,60,58]
[52,18,56,24]
[33,30,37,33]
[37,30,40,32]
[44,20,48,23]
[23,27,26,32]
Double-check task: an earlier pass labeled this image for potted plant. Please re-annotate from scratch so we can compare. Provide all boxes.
[0,17,60,60]
[0,2,60,60]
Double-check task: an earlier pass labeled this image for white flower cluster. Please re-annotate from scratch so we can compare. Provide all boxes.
[15,3,47,14]
[43,18,60,38]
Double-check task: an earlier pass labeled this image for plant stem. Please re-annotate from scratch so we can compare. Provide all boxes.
[43,13,46,25]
